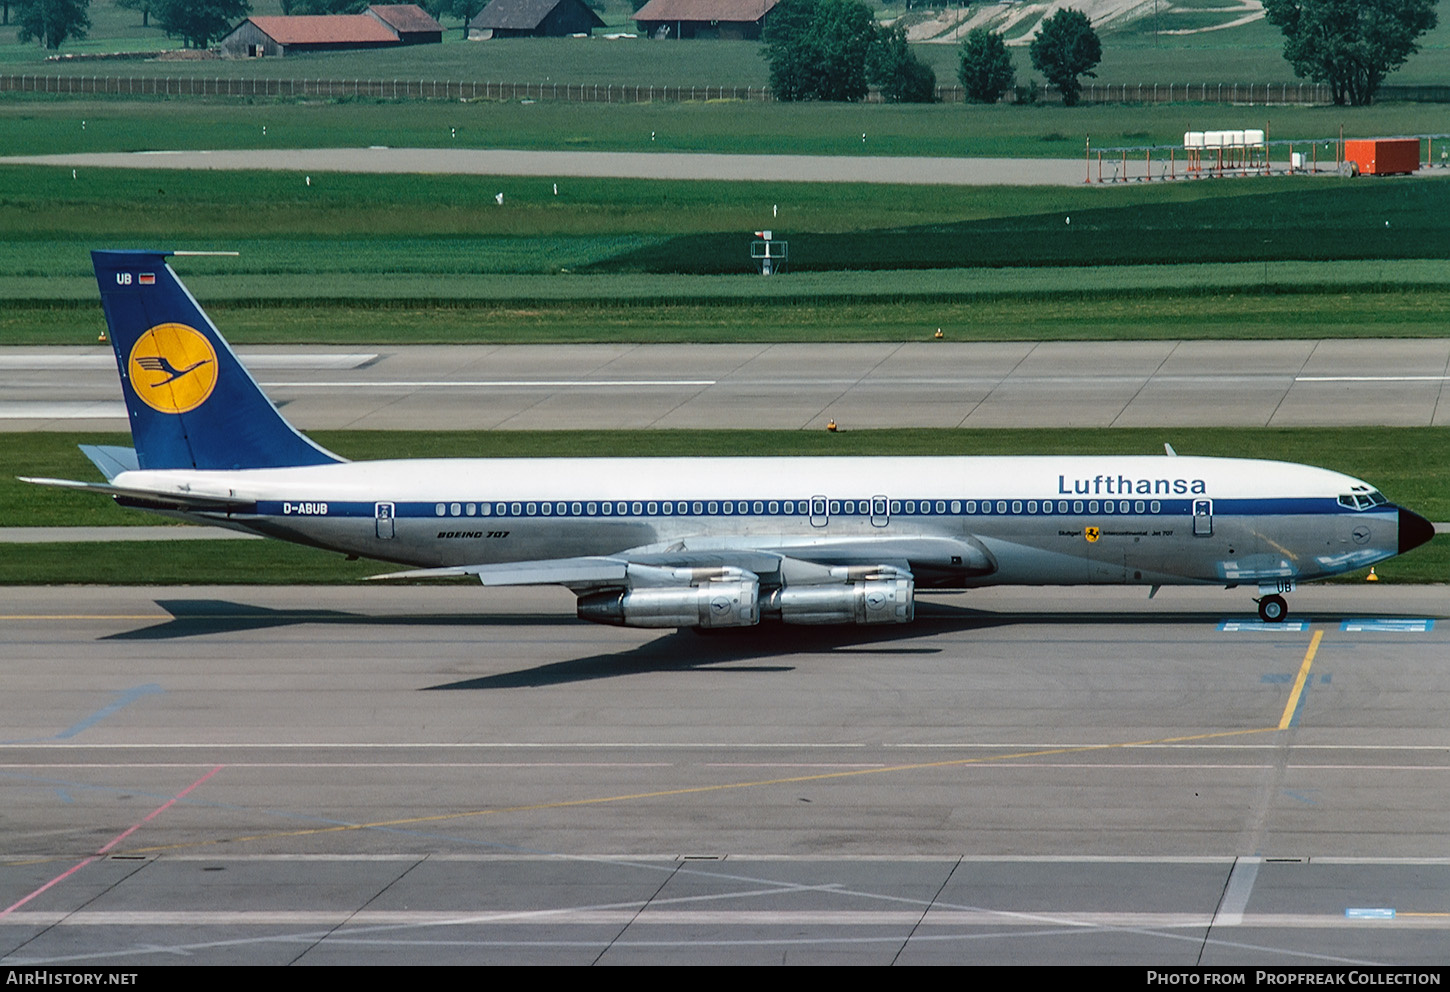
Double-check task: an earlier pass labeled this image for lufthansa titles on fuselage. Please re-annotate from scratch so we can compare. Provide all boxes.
[1058,474,1208,496]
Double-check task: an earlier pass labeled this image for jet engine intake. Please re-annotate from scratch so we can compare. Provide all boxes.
[766,567,914,625]
[576,568,760,628]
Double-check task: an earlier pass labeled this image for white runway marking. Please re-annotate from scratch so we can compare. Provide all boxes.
[1296,376,1450,383]
[1213,857,1262,927]
[262,379,717,388]
[0,402,126,419]
[0,354,377,370]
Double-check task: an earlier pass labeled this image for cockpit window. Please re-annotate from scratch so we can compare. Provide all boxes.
[1338,491,1389,511]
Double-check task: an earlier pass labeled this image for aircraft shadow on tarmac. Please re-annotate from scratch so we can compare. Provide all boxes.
[101,598,581,641]
[93,597,1419,690]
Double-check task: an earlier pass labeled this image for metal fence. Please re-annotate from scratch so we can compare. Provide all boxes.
[0,74,770,103]
[4,73,1448,105]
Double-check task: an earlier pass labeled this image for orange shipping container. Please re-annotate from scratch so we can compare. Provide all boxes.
[1344,138,1420,175]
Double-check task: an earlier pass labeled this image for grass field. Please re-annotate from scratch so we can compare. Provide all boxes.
[5,95,1449,159]
[10,168,1432,248]
[5,168,1446,272]
[4,427,1446,584]
[1,162,1445,346]
[9,276,1450,346]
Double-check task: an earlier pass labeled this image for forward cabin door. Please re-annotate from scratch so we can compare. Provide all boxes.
[375,501,396,539]
[810,495,829,528]
[1193,499,1214,537]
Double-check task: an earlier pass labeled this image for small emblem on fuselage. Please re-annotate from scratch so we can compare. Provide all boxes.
[127,323,218,414]
[1084,526,1101,543]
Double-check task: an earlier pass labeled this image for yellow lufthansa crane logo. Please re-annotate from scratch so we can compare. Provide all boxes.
[1084,526,1101,543]
[127,323,218,414]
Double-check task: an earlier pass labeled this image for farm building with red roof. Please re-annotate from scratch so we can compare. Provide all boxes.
[633,0,779,40]
[219,4,443,57]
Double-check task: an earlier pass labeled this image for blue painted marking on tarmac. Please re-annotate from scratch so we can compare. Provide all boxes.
[55,683,165,740]
[1263,673,1330,685]
[1285,688,1310,729]
[1281,790,1320,806]
[1341,618,1434,633]
[1346,908,1396,919]
[1220,620,1311,632]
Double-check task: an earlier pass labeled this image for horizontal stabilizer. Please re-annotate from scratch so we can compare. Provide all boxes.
[19,476,255,514]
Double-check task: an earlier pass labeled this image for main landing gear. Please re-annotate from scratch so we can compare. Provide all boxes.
[1256,594,1288,623]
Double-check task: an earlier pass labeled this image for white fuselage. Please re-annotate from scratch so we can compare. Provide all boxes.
[111,454,1405,590]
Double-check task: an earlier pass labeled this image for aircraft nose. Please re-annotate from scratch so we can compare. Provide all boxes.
[1398,507,1436,554]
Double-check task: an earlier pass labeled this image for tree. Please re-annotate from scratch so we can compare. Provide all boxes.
[957,26,1014,103]
[764,0,878,103]
[1262,0,1438,106]
[154,0,250,49]
[116,0,154,28]
[281,0,368,13]
[1028,7,1101,107]
[420,0,485,38]
[14,0,90,50]
[869,23,936,103]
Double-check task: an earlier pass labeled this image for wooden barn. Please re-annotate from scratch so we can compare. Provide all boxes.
[219,4,443,57]
[369,4,445,44]
[468,0,606,39]
[633,0,778,40]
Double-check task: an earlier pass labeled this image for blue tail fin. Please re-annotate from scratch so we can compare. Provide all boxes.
[92,250,342,471]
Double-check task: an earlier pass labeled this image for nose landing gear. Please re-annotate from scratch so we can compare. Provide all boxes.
[1256,594,1288,623]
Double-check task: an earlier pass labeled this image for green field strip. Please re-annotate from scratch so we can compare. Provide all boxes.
[5,260,1448,307]
[4,96,1450,160]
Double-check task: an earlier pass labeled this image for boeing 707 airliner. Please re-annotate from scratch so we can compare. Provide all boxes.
[22,250,1436,628]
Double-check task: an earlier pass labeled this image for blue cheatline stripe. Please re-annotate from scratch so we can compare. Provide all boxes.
[253,496,1361,523]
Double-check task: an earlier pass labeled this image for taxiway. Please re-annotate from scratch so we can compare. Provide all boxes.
[3,584,1449,965]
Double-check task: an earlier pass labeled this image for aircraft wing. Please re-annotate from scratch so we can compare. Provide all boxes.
[370,535,995,590]
[370,556,630,588]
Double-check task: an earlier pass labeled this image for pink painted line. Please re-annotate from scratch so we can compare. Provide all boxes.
[0,856,97,918]
[0,765,224,919]
[97,765,224,854]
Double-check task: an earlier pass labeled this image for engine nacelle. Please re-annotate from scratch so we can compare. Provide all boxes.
[576,574,760,629]
[767,571,915,626]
